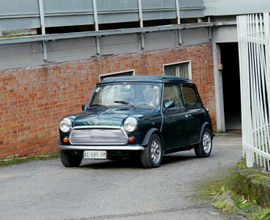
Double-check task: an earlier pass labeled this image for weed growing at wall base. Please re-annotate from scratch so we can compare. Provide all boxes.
[212,158,270,219]
[191,157,270,219]
[213,191,270,220]
[0,152,60,166]
[215,129,225,134]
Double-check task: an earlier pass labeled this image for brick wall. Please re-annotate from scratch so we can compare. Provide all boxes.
[0,43,216,159]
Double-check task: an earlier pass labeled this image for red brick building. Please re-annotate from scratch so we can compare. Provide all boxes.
[0,40,216,158]
[2,0,260,158]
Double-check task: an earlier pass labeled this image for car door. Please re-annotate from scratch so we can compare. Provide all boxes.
[162,83,188,148]
[181,84,206,144]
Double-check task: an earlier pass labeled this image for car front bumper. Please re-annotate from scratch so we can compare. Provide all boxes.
[58,145,145,151]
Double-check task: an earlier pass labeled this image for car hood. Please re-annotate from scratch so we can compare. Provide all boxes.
[73,107,155,127]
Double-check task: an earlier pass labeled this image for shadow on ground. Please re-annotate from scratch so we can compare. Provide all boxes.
[80,153,197,169]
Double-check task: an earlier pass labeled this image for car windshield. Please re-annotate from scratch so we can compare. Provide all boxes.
[90,83,161,107]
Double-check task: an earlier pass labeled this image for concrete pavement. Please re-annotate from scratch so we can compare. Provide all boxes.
[0,134,246,220]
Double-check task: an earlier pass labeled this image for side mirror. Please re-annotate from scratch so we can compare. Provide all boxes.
[81,105,86,111]
[164,100,175,109]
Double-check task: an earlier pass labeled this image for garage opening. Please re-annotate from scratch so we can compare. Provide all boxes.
[220,43,241,132]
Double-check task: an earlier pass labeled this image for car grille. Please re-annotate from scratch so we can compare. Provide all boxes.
[69,128,128,145]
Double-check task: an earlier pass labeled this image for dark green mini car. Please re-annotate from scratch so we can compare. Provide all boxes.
[58,75,214,168]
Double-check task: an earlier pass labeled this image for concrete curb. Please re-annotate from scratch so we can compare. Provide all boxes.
[236,164,270,207]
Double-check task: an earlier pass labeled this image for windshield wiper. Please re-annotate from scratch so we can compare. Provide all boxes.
[114,101,136,108]
[89,104,107,109]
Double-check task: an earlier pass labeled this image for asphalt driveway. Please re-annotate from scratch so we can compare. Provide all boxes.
[0,134,246,220]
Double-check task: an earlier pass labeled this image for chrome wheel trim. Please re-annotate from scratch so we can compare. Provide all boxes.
[203,132,211,154]
[150,139,161,164]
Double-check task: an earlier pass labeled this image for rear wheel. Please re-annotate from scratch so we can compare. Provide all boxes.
[195,127,212,157]
[60,150,83,167]
[140,134,163,168]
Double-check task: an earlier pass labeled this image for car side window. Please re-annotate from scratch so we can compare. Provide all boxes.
[182,86,201,108]
[163,84,184,108]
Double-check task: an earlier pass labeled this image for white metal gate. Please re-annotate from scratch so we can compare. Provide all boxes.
[237,12,270,169]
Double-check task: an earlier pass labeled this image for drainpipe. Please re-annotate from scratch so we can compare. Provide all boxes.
[138,0,145,49]
[93,0,100,55]
[208,17,212,41]
[176,0,182,45]
[38,0,47,61]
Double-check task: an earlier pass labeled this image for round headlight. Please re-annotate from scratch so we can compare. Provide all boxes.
[59,118,72,133]
[124,117,138,133]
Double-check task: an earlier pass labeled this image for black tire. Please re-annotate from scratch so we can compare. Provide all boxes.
[195,127,212,158]
[60,150,83,167]
[140,134,163,168]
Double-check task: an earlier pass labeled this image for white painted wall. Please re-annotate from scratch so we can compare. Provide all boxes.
[0,28,210,70]
[204,0,270,16]
[212,24,239,131]
[214,26,238,43]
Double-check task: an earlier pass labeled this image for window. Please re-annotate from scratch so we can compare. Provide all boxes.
[91,84,160,107]
[163,84,183,108]
[99,70,134,81]
[164,62,191,79]
[182,86,201,108]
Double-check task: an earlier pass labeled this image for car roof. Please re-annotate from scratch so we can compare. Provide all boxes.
[98,75,193,85]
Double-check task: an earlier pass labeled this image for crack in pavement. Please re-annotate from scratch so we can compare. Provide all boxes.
[68,203,212,220]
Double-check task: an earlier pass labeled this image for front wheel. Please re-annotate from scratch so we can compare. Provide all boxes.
[140,134,163,168]
[60,150,83,167]
[194,127,212,158]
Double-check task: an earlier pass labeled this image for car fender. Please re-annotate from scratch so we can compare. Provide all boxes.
[199,122,213,143]
[141,128,164,147]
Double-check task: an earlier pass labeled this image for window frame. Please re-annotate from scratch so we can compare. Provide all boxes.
[99,69,135,81]
[162,83,184,109]
[163,61,192,80]
[181,84,202,108]
[89,82,162,109]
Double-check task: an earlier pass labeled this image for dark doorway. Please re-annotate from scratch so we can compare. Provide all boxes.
[220,43,241,132]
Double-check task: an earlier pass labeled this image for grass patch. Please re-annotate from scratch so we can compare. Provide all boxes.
[0,152,59,166]
[250,207,270,220]
[214,200,227,209]
[190,166,238,202]
[215,129,225,134]
[213,191,260,218]
[191,158,270,219]
[236,157,270,185]
[0,34,37,38]
[232,194,252,210]
[230,132,242,135]
[209,158,270,219]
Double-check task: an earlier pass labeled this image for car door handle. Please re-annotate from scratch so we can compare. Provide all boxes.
[185,114,191,118]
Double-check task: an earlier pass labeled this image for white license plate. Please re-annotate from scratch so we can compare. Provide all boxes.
[84,151,107,159]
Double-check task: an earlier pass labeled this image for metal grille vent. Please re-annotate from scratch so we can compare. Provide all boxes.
[69,128,127,145]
